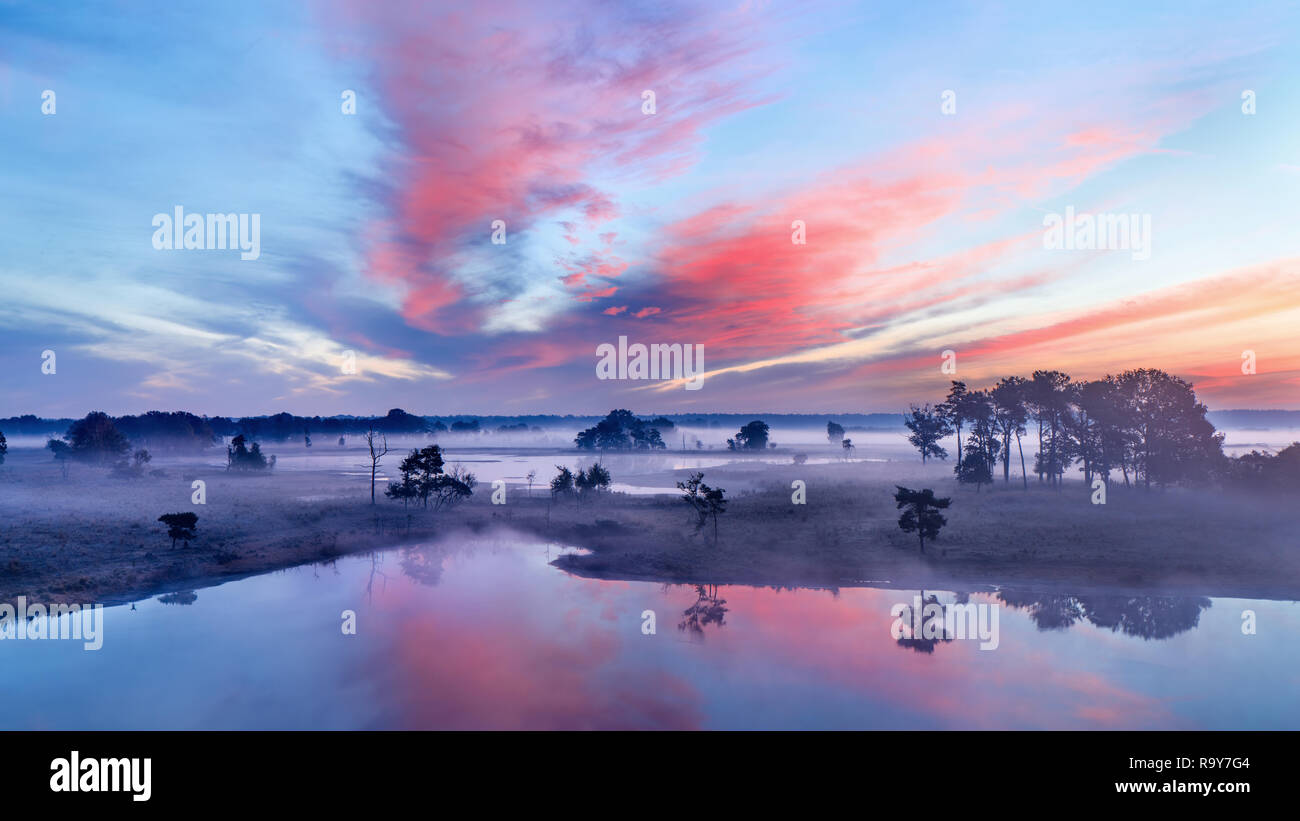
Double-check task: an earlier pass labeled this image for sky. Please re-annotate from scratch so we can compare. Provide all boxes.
[1,0,1298,417]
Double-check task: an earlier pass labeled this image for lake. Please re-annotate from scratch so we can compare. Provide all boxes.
[2,530,1296,730]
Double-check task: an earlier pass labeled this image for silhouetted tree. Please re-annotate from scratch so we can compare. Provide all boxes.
[893,486,951,553]
[727,420,769,451]
[1029,370,1072,486]
[364,428,388,505]
[0,431,6,466]
[991,377,1029,487]
[386,446,454,509]
[550,465,576,500]
[954,391,998,491]
[1113,368,1224,489]
[677,472,727,542]
[827,420,845,445]
[432,463,475,510]
[157,512,198,549]
[937,382,969,472]
[65,411,130,463]
[576,463,612,498]
[904,404,950,463]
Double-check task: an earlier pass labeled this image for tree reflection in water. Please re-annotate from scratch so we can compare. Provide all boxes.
[399,545,446,587]
[678,584,727,639]
[895,590,954,654]
[998,590,1212,640]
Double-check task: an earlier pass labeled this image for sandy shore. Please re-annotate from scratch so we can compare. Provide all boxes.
[1,444,1298,606]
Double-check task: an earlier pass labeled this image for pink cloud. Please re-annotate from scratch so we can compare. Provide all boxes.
[330,0,777,331]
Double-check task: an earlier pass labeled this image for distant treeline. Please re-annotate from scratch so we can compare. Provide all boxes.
[0,410,912,437]
[2,403,1297,455]
[0,409,435,453]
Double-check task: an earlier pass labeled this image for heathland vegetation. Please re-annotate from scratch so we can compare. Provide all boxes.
[1,368,1299,606]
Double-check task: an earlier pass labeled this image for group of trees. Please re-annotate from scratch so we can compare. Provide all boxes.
[575,410,667,451]
[33,411,164,479]
[384,445,476,510]
[726,420,770,451]
[1228,442,1300,489]
[227,435,274,471]
[905,369,1226,490]
[549,463,613,502]
[63,411,131,463]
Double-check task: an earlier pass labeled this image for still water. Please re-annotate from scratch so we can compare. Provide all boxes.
[3,532,1297,729]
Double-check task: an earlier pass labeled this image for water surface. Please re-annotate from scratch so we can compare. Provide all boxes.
[2,531,1296,729]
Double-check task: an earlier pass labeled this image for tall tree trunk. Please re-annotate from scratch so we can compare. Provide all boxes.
[1143,424,1151,490]
[1017,432,1027,490]
[1036,418,1044,482]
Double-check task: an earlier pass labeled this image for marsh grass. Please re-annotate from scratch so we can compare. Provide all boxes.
[0,444,1296,605]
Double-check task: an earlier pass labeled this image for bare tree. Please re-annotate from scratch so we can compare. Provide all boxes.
[364,428,389,505]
